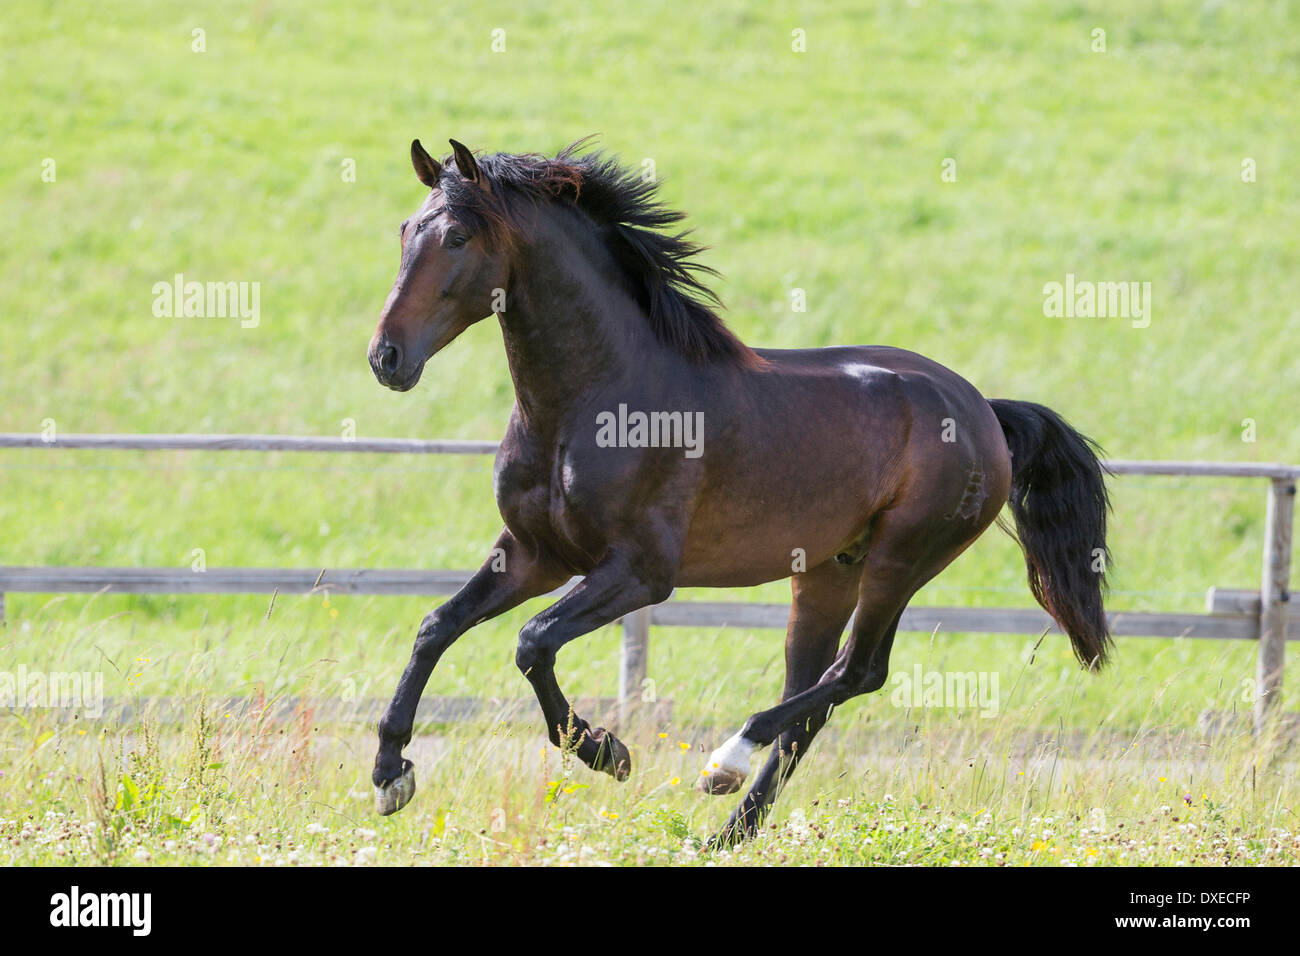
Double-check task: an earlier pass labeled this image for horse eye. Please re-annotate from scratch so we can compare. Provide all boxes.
[447,234,468,249]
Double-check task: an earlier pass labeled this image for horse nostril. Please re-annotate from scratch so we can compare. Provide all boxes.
[377,343,402,375]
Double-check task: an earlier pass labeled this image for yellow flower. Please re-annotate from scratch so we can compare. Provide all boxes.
[1031,840,1047,852]
[1158,776,1166,783]
[670,777,680,786]
[678,741,689,751]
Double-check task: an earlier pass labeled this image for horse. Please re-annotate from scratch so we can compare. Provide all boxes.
[366,137,1112,846]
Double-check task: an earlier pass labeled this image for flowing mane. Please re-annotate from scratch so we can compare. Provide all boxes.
[436,139,760,366]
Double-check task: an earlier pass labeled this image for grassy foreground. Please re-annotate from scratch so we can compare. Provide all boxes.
[1,599,1296,865]
[1,677,1296,866]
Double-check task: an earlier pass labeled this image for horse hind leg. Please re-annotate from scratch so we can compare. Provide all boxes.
[701,559,860,836]
[706,507,953,792]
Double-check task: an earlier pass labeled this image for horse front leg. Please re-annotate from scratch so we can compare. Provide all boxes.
[515,551,673,781]
[373,530,568,815]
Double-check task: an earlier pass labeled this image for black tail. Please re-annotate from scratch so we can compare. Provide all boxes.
[989,399,1113,669]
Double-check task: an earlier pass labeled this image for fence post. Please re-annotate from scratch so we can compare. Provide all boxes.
[619,607,650,728]
[1255,477,1295,732]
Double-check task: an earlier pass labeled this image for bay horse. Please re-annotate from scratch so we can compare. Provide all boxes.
[367,137,1112,846]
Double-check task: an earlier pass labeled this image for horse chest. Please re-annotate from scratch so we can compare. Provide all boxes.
[493,440,601,568]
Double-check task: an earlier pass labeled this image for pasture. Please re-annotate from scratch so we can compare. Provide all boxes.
[1,0,1298,866]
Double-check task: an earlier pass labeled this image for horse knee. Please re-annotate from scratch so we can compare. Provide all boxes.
[514,619,555,676]
[412,611,454,663]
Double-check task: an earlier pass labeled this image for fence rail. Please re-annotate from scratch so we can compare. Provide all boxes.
[1,432,1294,731]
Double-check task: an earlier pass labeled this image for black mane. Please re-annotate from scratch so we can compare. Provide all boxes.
[437,140,759,366]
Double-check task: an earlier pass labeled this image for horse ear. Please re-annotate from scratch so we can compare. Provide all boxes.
[411,139,442,188]
[448,138,483,186]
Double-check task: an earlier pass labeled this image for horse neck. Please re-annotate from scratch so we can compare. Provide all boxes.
[497,207,674,430]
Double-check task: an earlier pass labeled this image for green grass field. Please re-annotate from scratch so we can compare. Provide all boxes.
[1,0,1298,865]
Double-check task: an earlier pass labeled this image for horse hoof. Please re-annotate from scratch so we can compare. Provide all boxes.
[698,732,757,795]
[374,759,416,816]
[704,824,748,851]
[591,728,632,781]
[699,767,747,795]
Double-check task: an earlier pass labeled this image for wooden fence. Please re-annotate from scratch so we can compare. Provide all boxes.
[0,433,1294,731]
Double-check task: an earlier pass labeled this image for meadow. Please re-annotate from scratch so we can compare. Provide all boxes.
[1,0,1298,865]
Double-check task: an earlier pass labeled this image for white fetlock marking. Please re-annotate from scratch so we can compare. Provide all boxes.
[707,732,759,776]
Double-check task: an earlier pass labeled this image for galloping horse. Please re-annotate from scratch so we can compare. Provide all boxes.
[367,138,1111,845]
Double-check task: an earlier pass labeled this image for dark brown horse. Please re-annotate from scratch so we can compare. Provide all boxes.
[367,137,1112,845]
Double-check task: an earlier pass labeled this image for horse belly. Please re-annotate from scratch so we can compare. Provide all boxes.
[675,457,884,588]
